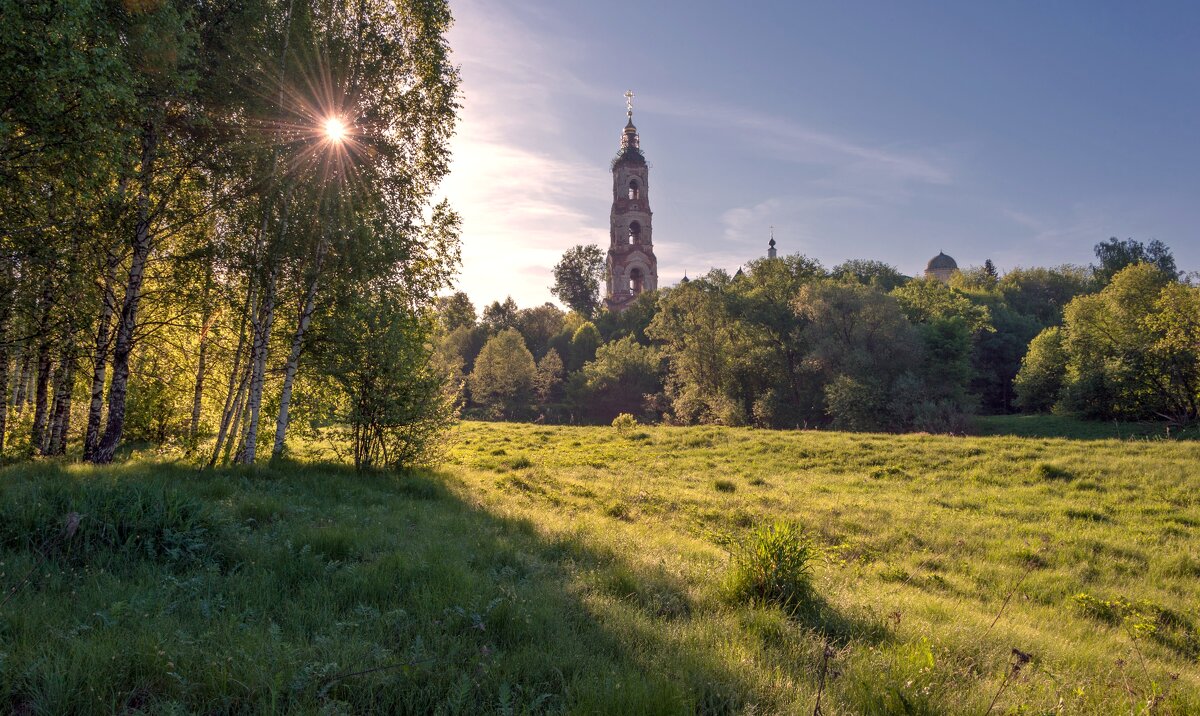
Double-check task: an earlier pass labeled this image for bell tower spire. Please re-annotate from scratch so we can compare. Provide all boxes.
[621,90,639,151]
[605,90,658,312]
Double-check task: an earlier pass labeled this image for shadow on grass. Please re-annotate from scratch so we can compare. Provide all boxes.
[972,414,1200,441]
[0,457,891,714]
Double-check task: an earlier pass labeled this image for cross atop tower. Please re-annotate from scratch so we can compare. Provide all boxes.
[624,90,635,118]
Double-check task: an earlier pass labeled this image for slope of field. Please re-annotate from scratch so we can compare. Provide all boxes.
[0,422,1197,714]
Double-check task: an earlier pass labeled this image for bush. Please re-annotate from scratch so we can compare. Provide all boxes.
[824,375,887,431]
[726,522,816,613]
[319,287,459,470]
[612,413,637,434]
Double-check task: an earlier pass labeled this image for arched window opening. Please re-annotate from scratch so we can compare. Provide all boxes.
[628,221,641,245]
[628,179,640,200]
[630,267,644,295]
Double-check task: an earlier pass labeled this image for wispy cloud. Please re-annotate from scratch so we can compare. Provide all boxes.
[650,98,955,188]
[440,0,609,307]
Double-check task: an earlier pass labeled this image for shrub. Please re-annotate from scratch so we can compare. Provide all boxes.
[611,413,638,434]
[726,522,816,613]
[1065,508,1112,522]
[824,375,888,431]
[320,290,458,470]
[713,479,737,493]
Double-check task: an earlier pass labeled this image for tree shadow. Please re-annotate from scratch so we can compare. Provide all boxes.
[972,414,1200,441]
[0,458,900,714]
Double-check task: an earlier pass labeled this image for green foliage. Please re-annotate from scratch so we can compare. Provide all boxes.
[468,328,537,419]
[533,348,566,415]
[798,281,965,431]
[1015,326,1068,412]
[319,283,458,471]
[568,321,601,371]
[645,267,986,432]
[0,0,464,464]
[824,374,889,431]
[891,279,993,333]
[831,259,908,291]
[1055,264,1198,421]
[481,297,520,332]
[571,337,662,422]
[429,245,1182,433]
[648,275,749,425]
[968,300,1042,413]
[551,244,606,318]
[434,324,489,380]
[1093,237,1178,284]
[998,265,1095,326]
[436,291,477,331]
[726,522,815,614]
[595,289,660,344]
[514,303,566,359]
[916,318,974,404]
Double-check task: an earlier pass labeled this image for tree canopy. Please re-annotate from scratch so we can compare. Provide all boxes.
[551,244,606,318]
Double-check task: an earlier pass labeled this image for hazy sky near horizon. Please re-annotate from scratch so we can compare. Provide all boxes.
[439,0,1200,309]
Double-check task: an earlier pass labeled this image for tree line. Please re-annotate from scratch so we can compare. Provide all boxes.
[441,238,1197,429]
[1,0,461,467]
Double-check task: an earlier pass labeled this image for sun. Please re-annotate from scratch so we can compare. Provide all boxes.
[323,117,346,142]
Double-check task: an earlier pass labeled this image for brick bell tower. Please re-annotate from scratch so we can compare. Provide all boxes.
[605,90,658,312]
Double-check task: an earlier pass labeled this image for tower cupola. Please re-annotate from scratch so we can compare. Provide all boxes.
[621,117,639,151]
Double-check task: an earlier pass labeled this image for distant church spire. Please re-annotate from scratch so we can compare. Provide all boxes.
[605,90,657,312]
[767,226,777,259]
[621,89,639,150]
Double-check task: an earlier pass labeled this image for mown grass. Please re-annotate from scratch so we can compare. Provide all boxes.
[0,421,1197,714]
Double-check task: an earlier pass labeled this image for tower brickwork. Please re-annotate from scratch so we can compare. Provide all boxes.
[605,93,658,312]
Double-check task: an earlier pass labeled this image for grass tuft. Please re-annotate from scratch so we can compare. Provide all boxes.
[726,522,816,614]
[501,455,534,470]
[1065,508,1112,523]
[1032,462,1073,481]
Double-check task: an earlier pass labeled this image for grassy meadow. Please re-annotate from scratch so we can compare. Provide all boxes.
[1,420,1198,714]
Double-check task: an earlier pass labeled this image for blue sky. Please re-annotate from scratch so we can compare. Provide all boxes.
[439,0,1200,308]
